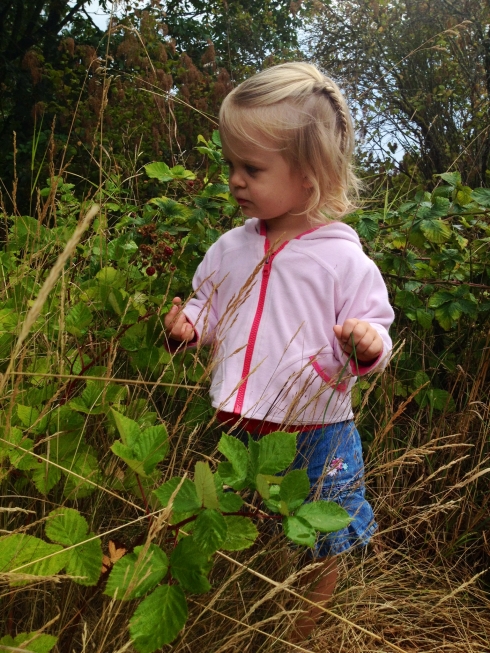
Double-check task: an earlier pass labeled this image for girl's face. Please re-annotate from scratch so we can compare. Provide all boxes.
[221,132,311,229]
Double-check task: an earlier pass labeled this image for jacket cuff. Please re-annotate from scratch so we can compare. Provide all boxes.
[349,348,384,376]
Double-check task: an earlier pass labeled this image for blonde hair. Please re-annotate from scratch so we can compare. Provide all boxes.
[219,62,360,223]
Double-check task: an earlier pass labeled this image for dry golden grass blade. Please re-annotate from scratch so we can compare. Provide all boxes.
[188,599,313,652]
[434,569,489,607]
[215,550,409,653]
[9,371,203,389]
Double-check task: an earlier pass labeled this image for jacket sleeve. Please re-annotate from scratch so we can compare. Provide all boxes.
[179,242,221,347]
[333,255,394,376]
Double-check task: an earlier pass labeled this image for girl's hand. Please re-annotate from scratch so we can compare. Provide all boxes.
[333,319,383,364]
[164,297,196,342]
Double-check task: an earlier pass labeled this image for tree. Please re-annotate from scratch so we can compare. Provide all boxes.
[0,0,309,209]
[308,0,490,186]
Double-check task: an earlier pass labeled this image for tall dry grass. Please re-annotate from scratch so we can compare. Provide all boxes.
[1,18,489,653]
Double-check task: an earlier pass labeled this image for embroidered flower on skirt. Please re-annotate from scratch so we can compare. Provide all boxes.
[326,457,349,477]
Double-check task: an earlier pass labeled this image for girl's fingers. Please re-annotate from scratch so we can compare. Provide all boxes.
[164,297,195,342]
[334,320,383,362]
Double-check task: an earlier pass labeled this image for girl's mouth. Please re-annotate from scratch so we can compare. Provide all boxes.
[236,198,249,205]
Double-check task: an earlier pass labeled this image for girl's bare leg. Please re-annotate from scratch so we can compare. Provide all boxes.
[290,556,338,642]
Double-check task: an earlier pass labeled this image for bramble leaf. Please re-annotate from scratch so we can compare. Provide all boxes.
[283,516,316,547]
[192,509,227,555]
[257,431,297,475]
[0,534,66,584]
[145,161,173,182]
[111,409,140,447]
[153,477,200,514]
[0,632,57,653]
[194,461,219,509]
[221,516,258,551]
[170,537,212,593]
[45,507,102,586]
[295,501,352,533]
[279,470,310,512]
[129,584,188,652]
[104,544,168,600]
[218,433,248,482]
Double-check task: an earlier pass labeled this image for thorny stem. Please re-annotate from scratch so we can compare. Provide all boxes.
[167,509,282,533]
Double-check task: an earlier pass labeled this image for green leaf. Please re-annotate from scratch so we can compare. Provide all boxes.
[218,433,248,481]
[62,451,99,499]
[217,490,244,513]
[150,197,191,220]
[45,507,102,586]
[144,162,173,182]
[283,516,316,547]
[429,388,456,412]
[170,164,196,180]
[416,308,433,330]
[263,484,288,515]
[129,584,188,652]
[104,544,168,600]
[0,534,66,583]
[170,537,212,593]
[356,217,378,240]
[31,464,62,494]
[192,509,227,555]
[194,461,219,509]
[8,433,38,470]
[135,425,169,474]
[17,404,48,434]
[217,434,248,489]
[96,266,125,288]
[0,632,57,653]
[217,461,247,490]
[45,507,89,546]
[221,516,258,551]
[279,470,310,512]
[295,501,352,533]
[471,188,490,207]
[63,536,102,586]
[395,290,422,311]
[437,172,461,187]
[255,473,270,499]
[420,219,452,243]
[65,303,93,336]
[434,304,460,330]
[111,409,140,447]
[153,477,200,514]
[257,431,297,475]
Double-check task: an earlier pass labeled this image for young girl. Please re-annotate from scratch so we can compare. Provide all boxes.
[164,62,394,640]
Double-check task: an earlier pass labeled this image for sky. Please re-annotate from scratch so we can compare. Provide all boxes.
[72,0,113,30]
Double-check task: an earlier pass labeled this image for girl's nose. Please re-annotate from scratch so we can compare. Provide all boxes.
[230,169,245,188]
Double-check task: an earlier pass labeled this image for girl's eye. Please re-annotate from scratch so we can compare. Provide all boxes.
[246,165,259,175]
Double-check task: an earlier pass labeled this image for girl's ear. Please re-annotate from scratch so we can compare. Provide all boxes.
[302,175,313,189]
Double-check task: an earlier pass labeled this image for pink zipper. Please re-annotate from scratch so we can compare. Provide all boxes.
[233,253,274,413]
[233,223,320,415]
[233,234,288,413]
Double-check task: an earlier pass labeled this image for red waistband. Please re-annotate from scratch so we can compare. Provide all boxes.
[216,411,325,436]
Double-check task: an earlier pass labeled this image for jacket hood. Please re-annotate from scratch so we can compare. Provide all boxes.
[244,218,363,250]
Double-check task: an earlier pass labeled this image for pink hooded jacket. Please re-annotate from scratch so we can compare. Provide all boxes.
[180,218,394,426]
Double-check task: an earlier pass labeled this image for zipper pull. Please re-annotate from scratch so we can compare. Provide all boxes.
[263,257,271,276]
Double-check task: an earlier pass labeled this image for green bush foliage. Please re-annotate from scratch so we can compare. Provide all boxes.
[0,130,489,647]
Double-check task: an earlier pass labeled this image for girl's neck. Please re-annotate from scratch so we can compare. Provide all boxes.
[263,214,316,249]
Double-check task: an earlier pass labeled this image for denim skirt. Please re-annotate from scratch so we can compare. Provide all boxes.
[291,420,377,557]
